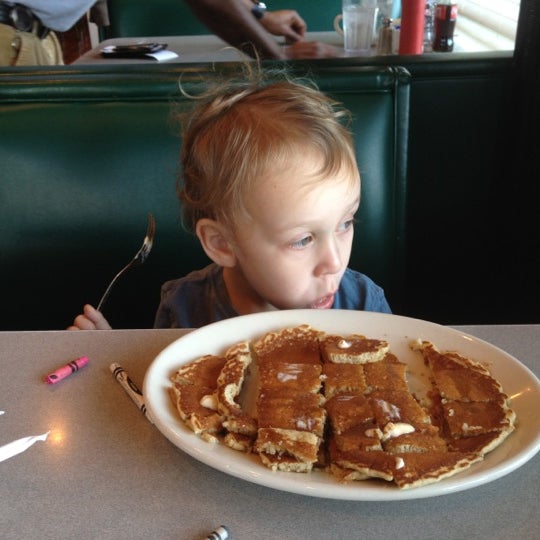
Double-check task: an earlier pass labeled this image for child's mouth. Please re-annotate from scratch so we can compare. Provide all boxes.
[310,294,335,310]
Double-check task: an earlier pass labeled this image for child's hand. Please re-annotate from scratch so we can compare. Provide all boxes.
[67,304,112,330]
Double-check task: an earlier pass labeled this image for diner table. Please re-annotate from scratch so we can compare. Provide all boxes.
[74,32,345,65]
[73,31,468,66]
[1,324,538,539]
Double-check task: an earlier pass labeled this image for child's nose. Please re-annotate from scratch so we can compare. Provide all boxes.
[315,238,342,276]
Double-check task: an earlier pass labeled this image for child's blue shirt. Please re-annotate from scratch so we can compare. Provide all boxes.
[154,263,391,329]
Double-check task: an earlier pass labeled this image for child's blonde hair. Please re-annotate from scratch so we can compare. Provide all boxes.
[177,70,359,232]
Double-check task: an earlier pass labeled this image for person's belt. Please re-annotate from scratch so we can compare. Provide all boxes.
[0,2,50,39]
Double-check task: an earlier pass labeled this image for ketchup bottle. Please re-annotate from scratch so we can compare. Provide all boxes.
[433,2,458,52]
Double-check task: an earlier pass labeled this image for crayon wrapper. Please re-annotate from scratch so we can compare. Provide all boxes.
[44,356,89,384]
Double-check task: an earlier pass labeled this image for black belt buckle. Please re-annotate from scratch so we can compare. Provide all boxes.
[9,4,50,38]
[36,22,49,39]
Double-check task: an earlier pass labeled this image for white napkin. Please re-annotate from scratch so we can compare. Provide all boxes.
[0,431,49,462]
[147,49,179,61]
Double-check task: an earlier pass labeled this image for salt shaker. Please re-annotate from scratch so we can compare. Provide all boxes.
[377,17,393,55]
[423,2,434,52]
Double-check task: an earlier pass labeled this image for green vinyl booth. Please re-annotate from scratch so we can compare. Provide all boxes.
[0,63,409,330]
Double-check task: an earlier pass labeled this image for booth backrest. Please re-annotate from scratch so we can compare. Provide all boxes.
[103,0,208,38]
[0,63,409,330]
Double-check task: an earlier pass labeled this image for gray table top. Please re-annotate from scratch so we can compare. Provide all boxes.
[1,324,538,539]
[74,32,345,65]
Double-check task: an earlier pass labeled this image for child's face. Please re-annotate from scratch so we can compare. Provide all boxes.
[226,153,360,313]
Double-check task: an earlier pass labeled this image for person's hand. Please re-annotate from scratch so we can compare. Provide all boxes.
[67,304,112,330]
[283,41,343,59]
[260,10,307,42]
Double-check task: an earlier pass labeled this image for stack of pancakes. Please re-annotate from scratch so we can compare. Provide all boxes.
[253,325,325,472]
[412,340,516,457]
[170,325,516,489]
[170,354,226,439]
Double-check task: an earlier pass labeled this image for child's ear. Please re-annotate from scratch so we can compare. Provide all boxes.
[195,218,237,267]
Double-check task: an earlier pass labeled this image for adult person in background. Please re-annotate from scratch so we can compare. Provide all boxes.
[185,0,340,59]
[0,1,103,65]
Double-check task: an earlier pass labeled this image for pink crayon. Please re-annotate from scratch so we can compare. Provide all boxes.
[44,356,89,384]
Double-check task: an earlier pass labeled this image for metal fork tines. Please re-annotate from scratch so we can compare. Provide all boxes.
[96,213,156,312]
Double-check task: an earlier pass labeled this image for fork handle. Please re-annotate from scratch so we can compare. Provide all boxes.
[96,259,135,312]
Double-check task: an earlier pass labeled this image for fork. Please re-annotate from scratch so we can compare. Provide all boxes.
[96,213,156,312]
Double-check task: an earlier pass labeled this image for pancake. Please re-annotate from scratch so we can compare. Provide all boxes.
[257,393,326,436]
[171,354,226,387]
[170,382,224,438]
[320,334,389,364]
[441,399,516,438]
[329,432,482,489]
[223,432,255,452]
[259,361,322,394]
[411,340,516,455]
[328,442,397,482]
[383,432,448,454]
[258,451,315,473]
[446,430,514,455]
[169,353,228,441]
[331,424,383,452]
[392,450,483,489]
[253,324,323,365]
[413,339,506,401]
[325,393,376,435]
[322,363,367,398]
[215,341,251,416]
[215,340,257,438]
[368,389,434,431]
[255,428,321,471]
[363,354,409,392]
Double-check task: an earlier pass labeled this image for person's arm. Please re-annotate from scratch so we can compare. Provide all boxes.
[259,10,307,42]
[184,0,341,59]
[184,0,287,59]
[239,0,307,42]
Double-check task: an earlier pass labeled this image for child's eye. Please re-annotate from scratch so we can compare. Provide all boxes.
[338,218,356,233]
[289,235,313,250]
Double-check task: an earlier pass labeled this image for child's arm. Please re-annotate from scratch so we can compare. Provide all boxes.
[67,304,112,331]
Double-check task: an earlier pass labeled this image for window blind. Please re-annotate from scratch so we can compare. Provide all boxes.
[455,0,520,51]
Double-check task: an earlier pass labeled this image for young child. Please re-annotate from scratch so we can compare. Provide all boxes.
[68,71,390,330]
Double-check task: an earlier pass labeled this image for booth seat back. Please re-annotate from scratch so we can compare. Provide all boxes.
[0,63,409,330]
[103,0,208,39]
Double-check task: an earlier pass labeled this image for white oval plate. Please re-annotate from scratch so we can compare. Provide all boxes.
[144,310,540,500]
